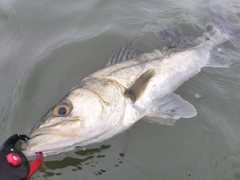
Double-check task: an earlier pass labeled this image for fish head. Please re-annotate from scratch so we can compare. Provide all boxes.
[21,88,112,156]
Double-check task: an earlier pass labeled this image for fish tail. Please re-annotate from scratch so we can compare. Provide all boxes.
[205,14,240,44]
[203,14,240,68]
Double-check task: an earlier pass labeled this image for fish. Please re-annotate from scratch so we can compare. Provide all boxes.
[22,15,239,157]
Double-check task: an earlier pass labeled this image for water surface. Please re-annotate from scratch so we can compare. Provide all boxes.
[0,0,240,179]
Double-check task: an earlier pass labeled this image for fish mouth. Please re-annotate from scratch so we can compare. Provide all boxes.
[21,117,82,156]
[21,133,75,157]
[22,117,112,156]
[21,125,80,156]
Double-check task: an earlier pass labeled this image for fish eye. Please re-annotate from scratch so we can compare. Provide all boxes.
[53,103,71,116]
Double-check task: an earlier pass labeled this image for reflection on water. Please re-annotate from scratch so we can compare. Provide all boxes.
[38,144,126,178]
[0,0,240,179]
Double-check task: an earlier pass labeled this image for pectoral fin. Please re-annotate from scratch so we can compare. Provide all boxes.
[125,69,155,103]
[144,93,197,125]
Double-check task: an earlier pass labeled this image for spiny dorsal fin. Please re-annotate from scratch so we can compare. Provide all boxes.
[105,42,142,67]
[125,69,155,103]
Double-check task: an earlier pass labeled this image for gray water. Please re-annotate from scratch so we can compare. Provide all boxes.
[0,0,240,179]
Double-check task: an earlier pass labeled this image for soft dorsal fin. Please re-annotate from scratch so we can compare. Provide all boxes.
[105,42,141,67]
[125,69,155,103]
[158,28,199,50]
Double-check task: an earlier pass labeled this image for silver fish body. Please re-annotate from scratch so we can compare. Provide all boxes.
[22,23,234,156]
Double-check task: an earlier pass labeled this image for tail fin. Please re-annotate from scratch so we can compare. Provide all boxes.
[205,14,240,40]
[204,14,240,68]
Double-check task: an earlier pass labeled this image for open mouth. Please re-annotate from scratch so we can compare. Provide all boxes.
[21,129,79,157]
[21,134,55,156]
[21,120,112,157]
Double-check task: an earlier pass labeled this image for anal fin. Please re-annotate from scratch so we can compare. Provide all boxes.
[144,93,197,125]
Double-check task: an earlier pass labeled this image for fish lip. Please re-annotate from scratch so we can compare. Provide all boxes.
[21,133,78,157]
[29,128,54,139]
[22,128,112,156]
[21,134,65,156]
[28,117,81,138]
[24,117,112,156]
[22,118,82,156]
